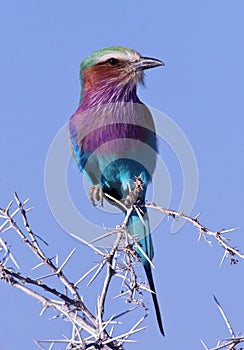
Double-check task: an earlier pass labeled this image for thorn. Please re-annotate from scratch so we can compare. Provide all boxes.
[34,340,46,350]
[87,262,106,286]
[112,306,138,320]
[201,233,213,247]
[31,261,45,271]
[197,231,202,243]
[133,242,155,269]
[104,192,128,211]
[134,206,146,227]
[25,206,34,212]
[102,325,147,345]
[119,339,139,343]
[0,214,7,219]
[22,197,30,206]
[40,306,48,317]
[112,290,130,299]
[1,225,12,233]
[35,273,57,281]
[220,227,239,234]
[200,339,209,350]
[56,248,76,273]
[9,253,20,269]
[69,234,104,256]
[139,284,156,294]
[114,273,130,284]
[219,250,228,268]
[109,325,115,337]
[194,212,201,220]
[88,230,117,244]
[6,200,13,212]
[0,237,20,269]
[98,314,116,336]
[74,263,100,287]
[213,295,236,338]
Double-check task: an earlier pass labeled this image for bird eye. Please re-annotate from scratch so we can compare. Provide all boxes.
[107,58,119,65]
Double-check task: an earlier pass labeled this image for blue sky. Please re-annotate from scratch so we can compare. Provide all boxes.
[1,1,244,349]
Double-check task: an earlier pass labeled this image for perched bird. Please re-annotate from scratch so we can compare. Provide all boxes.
[69,46,165,335]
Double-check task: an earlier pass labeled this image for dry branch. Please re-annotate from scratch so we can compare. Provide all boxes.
[0,193,241,349]
[201,296,244,350]
[146,203,241,265]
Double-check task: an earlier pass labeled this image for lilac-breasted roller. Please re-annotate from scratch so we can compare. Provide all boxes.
[69,46,165,335]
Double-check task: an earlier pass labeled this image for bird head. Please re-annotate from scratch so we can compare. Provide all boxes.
[79,46,164,105]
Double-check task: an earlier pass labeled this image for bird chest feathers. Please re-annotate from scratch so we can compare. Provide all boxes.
[68,47,165,335]
[69,102,157,186]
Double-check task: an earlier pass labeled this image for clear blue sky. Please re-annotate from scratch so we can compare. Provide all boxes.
[1,1,244,349]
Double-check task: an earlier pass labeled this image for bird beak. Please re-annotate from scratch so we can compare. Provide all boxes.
[130,56,165,71]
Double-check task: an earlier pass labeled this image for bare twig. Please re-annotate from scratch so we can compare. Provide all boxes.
[0,193,242,349]
[201,296,244,350]
[0,195,96,326]
[0,264,96,336]
[99,232,123,316]
[0,194,151,349]
[146,203,241,264]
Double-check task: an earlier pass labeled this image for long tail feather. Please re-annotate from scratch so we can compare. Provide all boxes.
[128,208,165,336]
[144,262,165,336]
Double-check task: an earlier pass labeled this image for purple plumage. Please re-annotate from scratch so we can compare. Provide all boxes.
[69,46,165,335]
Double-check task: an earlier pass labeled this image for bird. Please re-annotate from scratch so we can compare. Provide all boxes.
[69,46,165,335]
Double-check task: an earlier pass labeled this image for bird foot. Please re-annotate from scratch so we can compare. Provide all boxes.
[123,177,144,207]
[89,185,104,207]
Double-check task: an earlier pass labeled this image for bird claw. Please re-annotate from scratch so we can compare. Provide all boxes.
[89,185,104,207]
[123,176,144,207]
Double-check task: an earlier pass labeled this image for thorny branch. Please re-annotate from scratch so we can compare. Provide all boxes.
[146,203,241,265]
[201,296,244,350]
[0,194,149,349]
[0,193,242,349]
